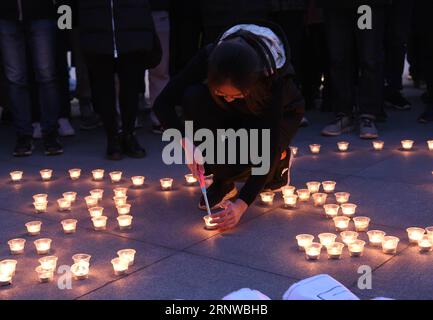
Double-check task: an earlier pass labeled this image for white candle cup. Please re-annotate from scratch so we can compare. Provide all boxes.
[203,215,218,230]
[340,231,359,246]
[340,203,357,217]
[70,263,89,280]
[0,273,12,287]
[61,219,78,234]
[184,174,198,185]
[367,230,386,247]
[92,216,108,231]
[426,227,433,241]
[322,181,336,193]
[327,242,345,260]
[333,216,350,232]
[427,140,433,151]
[309,144,321,154]
[92,169,105,181]
[0,260,18,277]
[117,215,133,230]
[283,195,298,208]
[116,204,131,215]
[418,236,433,253]
[131,176,145,187]
[40,169,53,181]
[111,258,129,276]
[33,201,48,213]
[337,141,349,152]
[113,196,128,206]
[406,227,425,244]
[62,192,77,203]
[33,194,48,204]
[323,204,340,219]
[8,238,26,255]
[109,171,123,183]
[281,185,296,197]
[353,217,370,232]
[38,256,58,271]
[160,178,174,190]
[10,171,23,182]
[34,238,52,255]
[348,240,365,257]
[312,193,327,207]
[68,168,81,180]
[72,254,91,266]
[88,206,104,218]
[57,198,72,212]
[90,189,104,200]
[335,192,350,204]
[35,266,54,283]
[290,146,298,156]
[401,140,414,150]
[117,249,136,266]
[306,181,321,194]
[295,234,314,251]
[372,140,384,151]
[381,236,399,255]
[25,221,42,236]
[113,187,128,198]
[84,196,99,208]
[260,191,275,205]
[318,233,337,247]
[305,243,322,261]
[296,189,310,202]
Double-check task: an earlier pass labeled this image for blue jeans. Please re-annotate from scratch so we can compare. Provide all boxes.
[0,19,60,136]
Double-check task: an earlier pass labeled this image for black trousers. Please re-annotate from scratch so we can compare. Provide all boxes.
[85,53,146,136]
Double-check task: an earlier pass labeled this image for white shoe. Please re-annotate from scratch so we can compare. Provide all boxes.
[32,122,42,139]
[58,118,76,136]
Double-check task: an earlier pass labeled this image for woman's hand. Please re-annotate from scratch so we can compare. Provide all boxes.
[211,199,248,230]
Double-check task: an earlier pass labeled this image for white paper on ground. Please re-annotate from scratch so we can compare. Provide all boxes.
[222,288,271,300]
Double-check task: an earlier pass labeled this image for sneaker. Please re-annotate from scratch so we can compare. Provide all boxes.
[359,116,379,139]
[32,122,42,139]
[13,135,34,157]
[321,114,354,136]
[300,116,309,128]
[106,134,123,160]
[385,89,411,110]
[80,114,102,130]
[198,181,238,211]
[58,118,75,136]
[122,134,146,158]
[43,133,63,156]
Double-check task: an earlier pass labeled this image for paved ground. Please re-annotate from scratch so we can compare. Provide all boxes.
[0,84,432,300]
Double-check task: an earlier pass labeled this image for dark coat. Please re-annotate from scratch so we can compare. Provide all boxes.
[0,0,57,21]
[269,0,309,12]
[317,0,392,8]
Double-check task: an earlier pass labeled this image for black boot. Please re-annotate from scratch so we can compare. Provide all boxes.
[106,134,123,161]
[13,135,34,157]
[122,133,146,158]
[43,132,63,156]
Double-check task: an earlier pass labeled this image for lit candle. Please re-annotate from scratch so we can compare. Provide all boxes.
[88,206,104,218]
[33,201,48,213]
[318,233,337,247]
[109,171,123,183]
[203,215,218,230]
[116,204,131,215]
[61,219,78,234]
[372,140,384,151]
[305,243,322,261]
[418,236,433,253]
[327,242,344,259]
[309,144,321,154]
[340,203,357,217]
[25,221,42,236]
[260,191,275,205]
[131,176,145,187]
[70,263,89,280]
[8,238,26,255]
[69,168,81,180]
[337,141,349,152]
[401,140,414,150]
[290,146,298,156]
[117,215,133,230]
[90,189,104,200]
[296,189,310,202]
[113,196,128,206]
[335,192,350,204]
[367,230,386,247]
[312,193,327,207]
[281,185,296,197]
[57,198,72,212]
[426,227,433,241]
[381,236,399,254]
[34,238,52,255]
[35,266,54,283]
[40,169,53,181]
[92,169,105,181]
[92,216,108,231]
[428,140,433,151]
[10,171,23,182]
[348,240,365,257]
[113,187,128,198]
[184,174,198,185]
[62,192,77,203]
[295,234,314,251]
[33,194,48,204]
[340,231,359,246]
[160,178,173,190]
[406,227,425,244]
[306,181,321,194]
[353,217,370,232]
[0,273,12,287]
[117,249,136,266]
[322,181,336,193]
[72,254,91,266]
[283,195,298,208]
[0,260,17,277]
[111,257,129,276]
[38,256,58,271]
[323,204,340,219]
[333,216,350,232]
[84,195,99,208]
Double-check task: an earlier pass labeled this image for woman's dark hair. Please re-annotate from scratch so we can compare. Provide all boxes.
[207,32,273,114]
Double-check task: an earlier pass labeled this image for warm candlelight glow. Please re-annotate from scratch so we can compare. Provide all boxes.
[90,189,104,200]
[70,263,89,280]
[92,216,108,231]
[309,144,321,154]
[85,195,99,208]
[0,260,17,277]
[131,176,145,187]
[290,146,298,156]
[337,141,349,152]
[335,192,350,204]
[283,195,298,208]
[406,227,425,244]
[203,215,218,230]
[92,169,105,181]
[296,234,314,251]
[117,249,136,266]
[372,140,384,151]
[367,230,386,247]
[426,227,433,241]
[323,204,340,218]
[33,201,48,213]
[160,178,174,190]
[35,266,54,283]
[184,174,198,185]
[340,203,357,217]
[111,258,129,276]
[382,236,399,254]
[116,204,131,215]
[305,243,322,261]
[296,189,310,202]
[8,238,26,255]
[57,198,72,212]
[418,236,433,253]
[312,193,327,207]
[353,217,370,232]
[61,219,78,234]
[40,169,53,181]
[38,256,58,271]
[340,231,359,246]
[0,273,12,286]
[333,216,350,232]
[318,233,337,247]
[72,254,91,266]
[113,187,128,198]
[327,242,344,259]
[401,140,414,150]
[109,171,123,183]
[348,240,365,257]
[10,171,23,182]
[33,194,48,204]
[322,181,336,193]
[260,191,275,205]
[62,192,77,203]
[281,185,296,197]
[428,140,433,151]
[34,238,52,255]
[88,206,104,218]
[306,181,321,194]
[69,168,81,180]
[25,221,42,236]
[113,196,128,206]
[117,215,133,230]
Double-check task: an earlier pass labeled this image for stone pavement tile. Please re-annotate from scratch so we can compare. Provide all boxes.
[79,252,296,300]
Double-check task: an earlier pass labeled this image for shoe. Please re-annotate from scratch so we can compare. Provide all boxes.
[359,116,379,139]
[13,135,33,157]
[58,118,75,136]
[106,134,123,160]
[264,151,290,191]
[418,108,433,123]
[80,114,102,131]
[198,181,238,211]
[43,133,63,156]
[321,114,354,136]
[123,133,146,158]
[385,89,411,111]
[32,122,42,139]
[300,117,309,128]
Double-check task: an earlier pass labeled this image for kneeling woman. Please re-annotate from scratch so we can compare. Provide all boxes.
[154,22,305,229]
